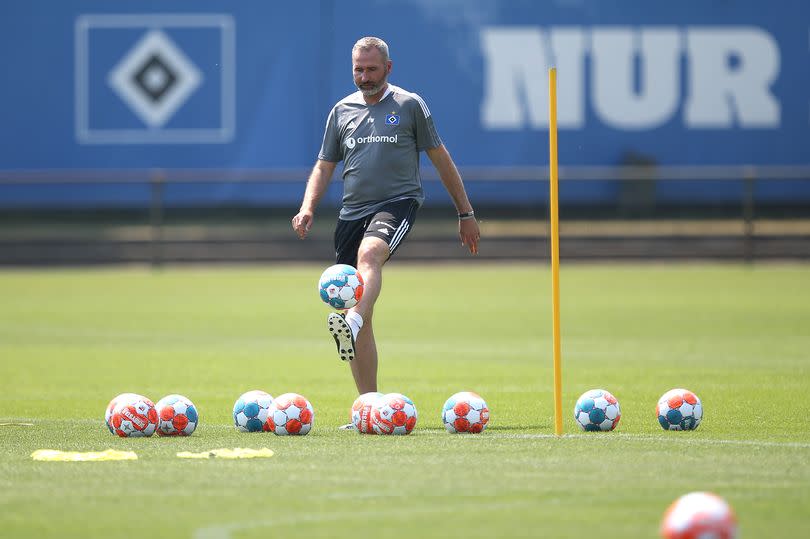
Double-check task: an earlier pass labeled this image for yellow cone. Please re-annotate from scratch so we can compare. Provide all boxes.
[31,449,137,462]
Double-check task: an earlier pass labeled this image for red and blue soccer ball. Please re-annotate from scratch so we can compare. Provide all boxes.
[657,388,703,431]
[442,391,490,434]
[109,394,158,437]
[351,391,384,434]
[318,264,364,310]
[660,492,738,539]
[155,394,199,436]
[105,392,139,434]
[267,393,314,435]
[233,390,274,432]
[574,389,621,431]
[371,392,418,435]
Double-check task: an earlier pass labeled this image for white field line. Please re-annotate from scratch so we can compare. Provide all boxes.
[193,499,533,539]
[479,432,810,449]
[6,419,810,449]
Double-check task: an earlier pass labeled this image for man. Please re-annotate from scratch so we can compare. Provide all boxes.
[291,36,480,424]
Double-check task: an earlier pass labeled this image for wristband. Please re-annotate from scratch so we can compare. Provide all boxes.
[458,211,475,220]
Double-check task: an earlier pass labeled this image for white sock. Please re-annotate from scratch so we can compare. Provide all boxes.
[345,310,363,341]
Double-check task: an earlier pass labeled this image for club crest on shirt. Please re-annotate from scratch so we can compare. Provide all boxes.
[385,113,400,126]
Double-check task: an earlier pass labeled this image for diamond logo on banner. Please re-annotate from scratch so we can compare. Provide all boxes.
[133,55,177,102]
[107,29,202,128]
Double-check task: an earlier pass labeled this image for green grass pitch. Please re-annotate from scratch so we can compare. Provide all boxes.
[1,263,808,538]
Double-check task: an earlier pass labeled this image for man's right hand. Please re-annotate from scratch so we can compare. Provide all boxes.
[291,211,313,239]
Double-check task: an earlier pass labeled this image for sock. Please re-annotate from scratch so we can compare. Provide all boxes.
[345,310,363,341]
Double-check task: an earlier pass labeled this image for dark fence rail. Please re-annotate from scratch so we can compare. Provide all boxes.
[1,165,808,265]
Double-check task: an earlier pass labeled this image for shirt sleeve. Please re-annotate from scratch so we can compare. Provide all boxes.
[317,107,342,162]
[411,93,443,152]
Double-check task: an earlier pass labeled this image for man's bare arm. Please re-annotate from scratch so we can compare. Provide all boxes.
[291,159,338,239]
[426,144,480,254]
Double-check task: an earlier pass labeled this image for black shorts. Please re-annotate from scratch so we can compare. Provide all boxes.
[334,198,419,267]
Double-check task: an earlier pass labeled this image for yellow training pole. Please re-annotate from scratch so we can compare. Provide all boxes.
[548,67,563,436]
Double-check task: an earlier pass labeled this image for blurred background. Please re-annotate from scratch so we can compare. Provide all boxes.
[1,0,808,265]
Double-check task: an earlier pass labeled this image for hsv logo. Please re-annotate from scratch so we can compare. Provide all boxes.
[74,13,235,144]
[385,113,400,125]
[107,30,202,128]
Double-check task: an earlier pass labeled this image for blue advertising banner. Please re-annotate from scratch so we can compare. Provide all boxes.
[1,0,808,207]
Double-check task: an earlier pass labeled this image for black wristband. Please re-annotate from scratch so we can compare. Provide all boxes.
[458,211,475,220]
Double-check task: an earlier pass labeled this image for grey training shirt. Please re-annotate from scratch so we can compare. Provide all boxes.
[318,84,443,220]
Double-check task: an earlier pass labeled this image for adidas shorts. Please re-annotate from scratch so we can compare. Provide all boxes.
[334,198,419,267]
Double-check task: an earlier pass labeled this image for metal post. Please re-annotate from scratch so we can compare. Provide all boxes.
[548,68,563,436]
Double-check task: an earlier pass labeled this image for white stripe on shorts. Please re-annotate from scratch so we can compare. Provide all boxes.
[389,219,411,253]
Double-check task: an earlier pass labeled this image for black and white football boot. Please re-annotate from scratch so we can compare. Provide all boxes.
[327,312,355,362]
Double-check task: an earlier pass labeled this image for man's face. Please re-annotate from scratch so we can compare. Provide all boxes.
[352,48,391,97]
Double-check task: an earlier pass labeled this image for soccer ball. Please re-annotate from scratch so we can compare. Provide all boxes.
[442,391,490,434]
[574,389,621,431]
[105,393,139,434]
[371,392,417,435]
[233,390,274,432]
[660,492,738,539]
[110,394,158,437]
[351,391,384,434]
[319,264,364,310]
[155,394,199,436]
[267,393,314,435]
[657,388,703,431]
